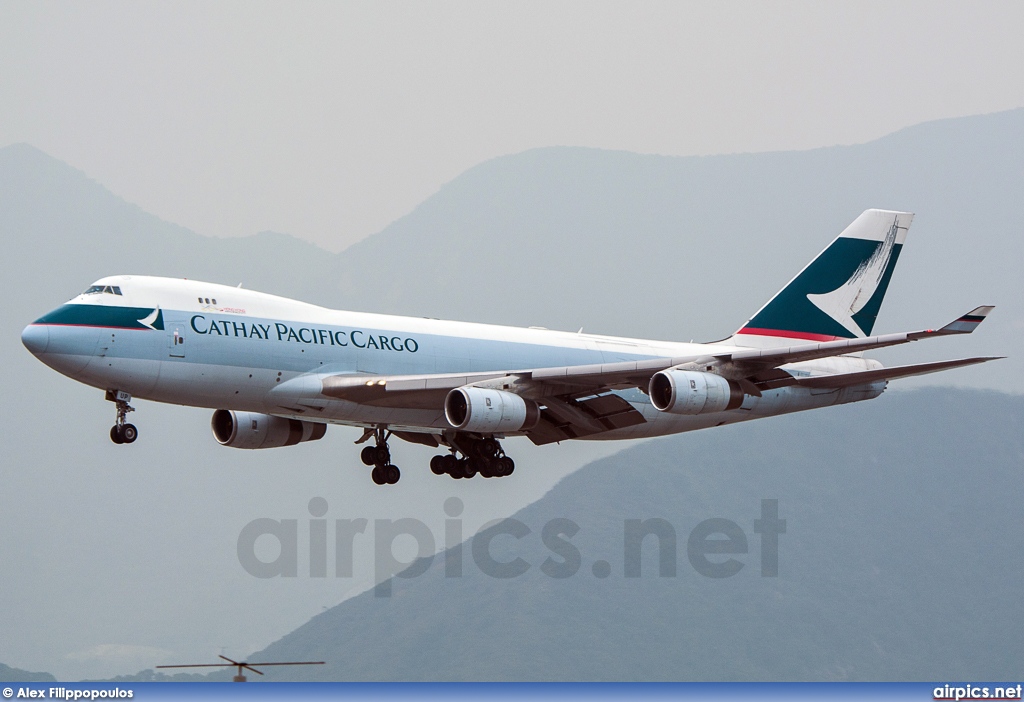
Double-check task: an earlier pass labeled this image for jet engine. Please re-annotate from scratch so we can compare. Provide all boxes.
[444,387,541,433]
[211,409,327,449]
[649,370,744,415]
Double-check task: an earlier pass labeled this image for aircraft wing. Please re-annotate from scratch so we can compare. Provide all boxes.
[504,306,998,392]
[315,306,996,443]
[318,370,650,444]
[323,371,522,409]
[756,356,1002,391]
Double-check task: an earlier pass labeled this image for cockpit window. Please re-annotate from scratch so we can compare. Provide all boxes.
[83,285,123,296]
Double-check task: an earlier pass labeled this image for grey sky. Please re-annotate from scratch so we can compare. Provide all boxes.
[2,1,1023,252]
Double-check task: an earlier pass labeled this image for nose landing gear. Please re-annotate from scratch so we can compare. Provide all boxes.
[106,389,138,445]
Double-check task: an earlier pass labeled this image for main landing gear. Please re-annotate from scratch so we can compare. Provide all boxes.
[429,436,515,480]
[106,389,138,445]
[354,428,516,485]
[358,426,401,485]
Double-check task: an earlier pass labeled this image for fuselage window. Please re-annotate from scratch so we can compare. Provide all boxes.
[212,299,217,305]
[197,297,203,303]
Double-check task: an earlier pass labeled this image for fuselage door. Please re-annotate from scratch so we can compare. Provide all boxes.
[169,325,187,358]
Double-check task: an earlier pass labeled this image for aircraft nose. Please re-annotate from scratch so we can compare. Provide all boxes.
[21,324,49,355]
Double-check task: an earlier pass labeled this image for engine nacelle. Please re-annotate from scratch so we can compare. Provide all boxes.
[649,370,744,415]
[445,387,541,433]
[211,410,327,449]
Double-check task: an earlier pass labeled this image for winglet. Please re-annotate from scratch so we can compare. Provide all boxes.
[933,306,995,336]
[906,306,995,340]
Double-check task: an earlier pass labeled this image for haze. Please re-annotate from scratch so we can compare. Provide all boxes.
[1,1,1022,682]
[2,1,1023,251]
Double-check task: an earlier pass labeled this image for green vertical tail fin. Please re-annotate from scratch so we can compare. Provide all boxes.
[732,209,913,345]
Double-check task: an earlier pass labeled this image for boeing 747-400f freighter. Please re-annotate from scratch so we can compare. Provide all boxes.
[22,210,998,485]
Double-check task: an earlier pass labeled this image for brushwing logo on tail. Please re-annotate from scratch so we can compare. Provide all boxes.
[806,217,902,338]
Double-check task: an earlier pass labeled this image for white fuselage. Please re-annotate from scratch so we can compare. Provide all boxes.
[22,275,885,441]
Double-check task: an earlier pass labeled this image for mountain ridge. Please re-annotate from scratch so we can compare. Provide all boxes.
[1,108,1019,679]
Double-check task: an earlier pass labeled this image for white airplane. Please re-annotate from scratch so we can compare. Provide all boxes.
[22,209,998,485]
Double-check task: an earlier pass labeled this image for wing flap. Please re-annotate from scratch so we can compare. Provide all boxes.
[527,394,647,446]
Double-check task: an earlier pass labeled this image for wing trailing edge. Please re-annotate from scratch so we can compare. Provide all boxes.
[758,356,1003,391]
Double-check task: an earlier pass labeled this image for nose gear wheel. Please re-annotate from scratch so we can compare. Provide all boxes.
[107,390,138,445]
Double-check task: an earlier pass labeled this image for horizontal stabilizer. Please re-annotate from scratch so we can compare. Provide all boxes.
[760,357,1003,391]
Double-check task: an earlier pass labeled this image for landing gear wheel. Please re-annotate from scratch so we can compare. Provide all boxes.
[120,424,138,444]
[498,456,515,476]
[430,455,446,475]
[107,391,136,445]
[449,458,468,479]
[361,446,377,466]
[480,438,500,458]
[358,425,395,477]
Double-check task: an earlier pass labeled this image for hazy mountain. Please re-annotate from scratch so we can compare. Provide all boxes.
[242,387,1024,681]
[2,107,1018,377]
[0,662,56,683]
[0,108,1019,679]
[325,109,1021,394]
[0,142,336,312]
